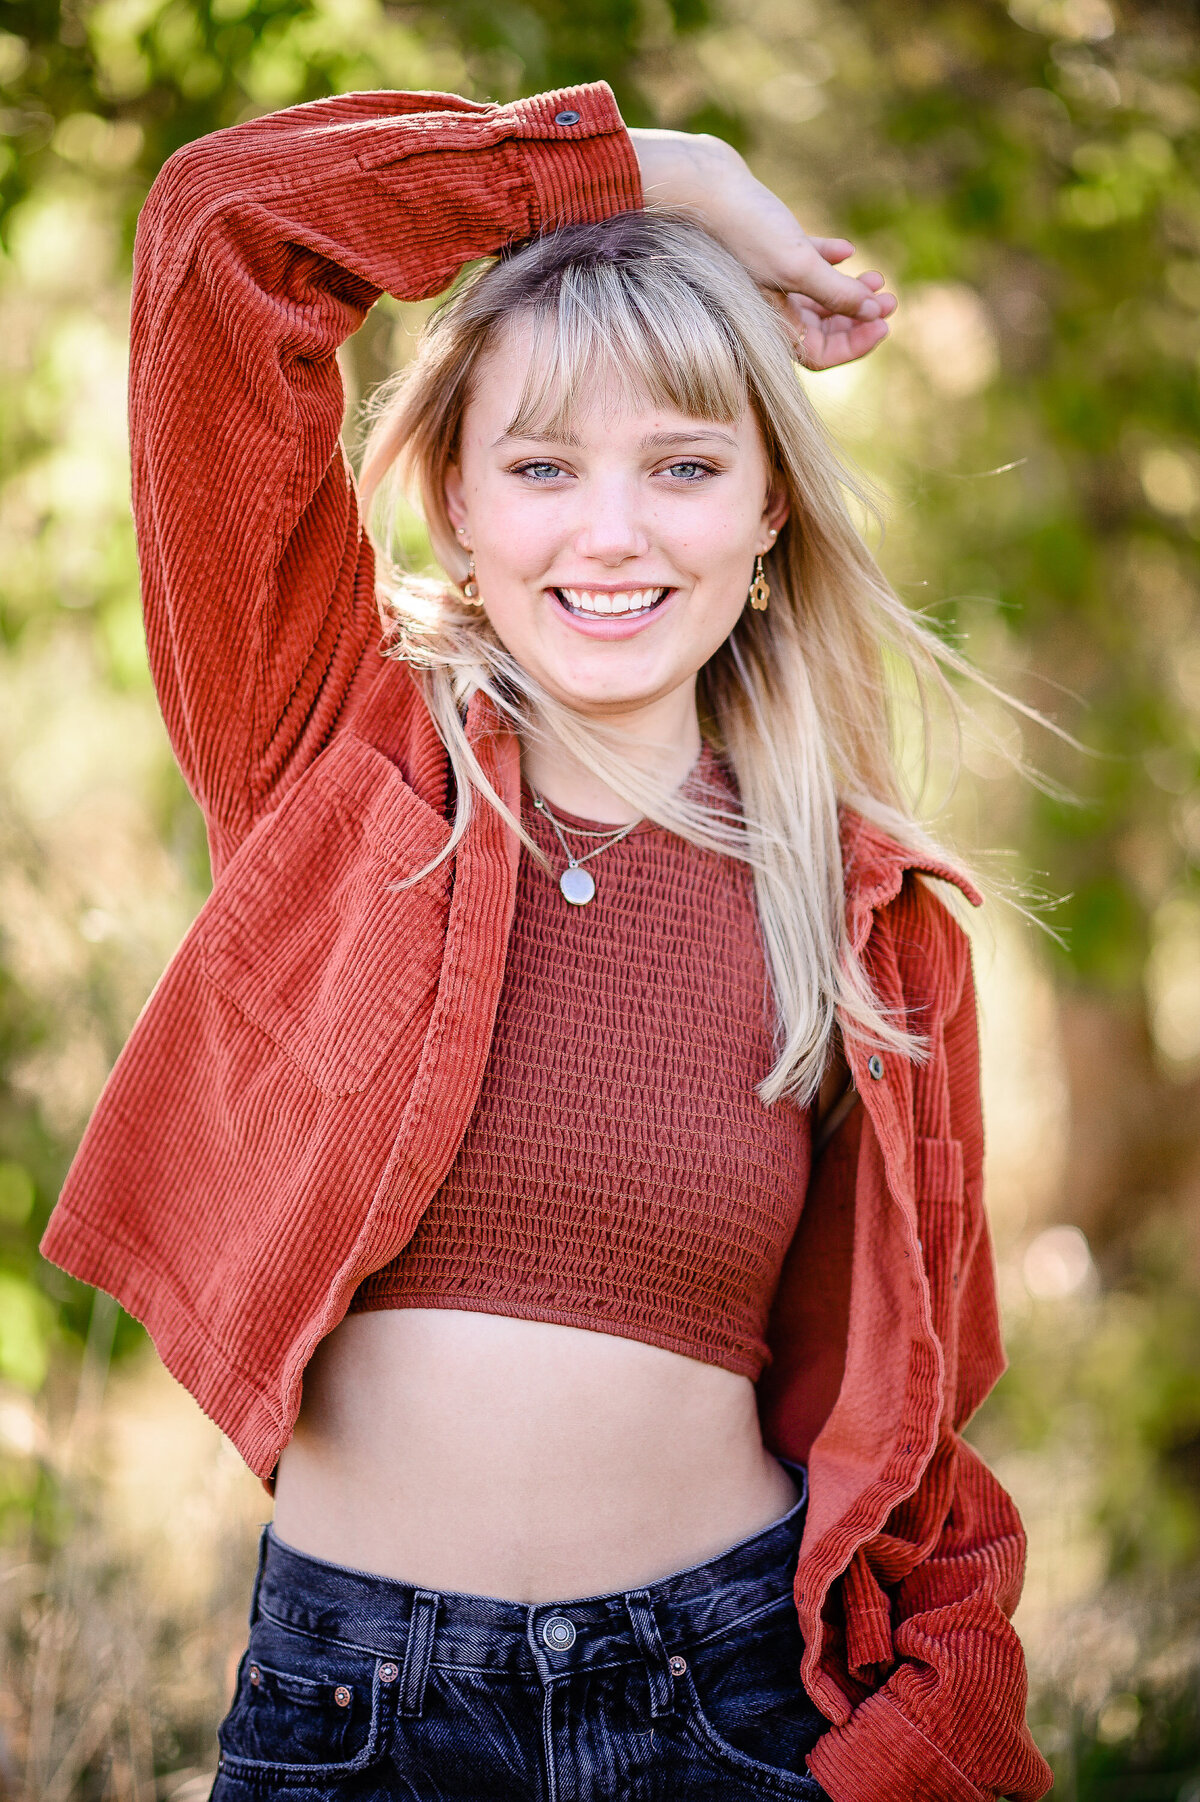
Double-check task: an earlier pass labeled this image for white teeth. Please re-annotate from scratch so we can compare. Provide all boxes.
[559,587,665,616]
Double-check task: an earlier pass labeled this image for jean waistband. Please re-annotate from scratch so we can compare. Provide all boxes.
[253,1466,807,1686]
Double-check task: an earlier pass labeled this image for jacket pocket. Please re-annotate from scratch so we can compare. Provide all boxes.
[913,1136,965,1347]
[200,732,452,1097]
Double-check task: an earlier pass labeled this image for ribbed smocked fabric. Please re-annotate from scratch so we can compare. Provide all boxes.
[38,85,1053,1802]
[354,756,811,1376]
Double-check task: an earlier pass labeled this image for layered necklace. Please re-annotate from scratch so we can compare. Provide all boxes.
[528,788,641,906]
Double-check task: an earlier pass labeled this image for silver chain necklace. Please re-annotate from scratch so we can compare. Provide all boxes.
[528,788,641,906]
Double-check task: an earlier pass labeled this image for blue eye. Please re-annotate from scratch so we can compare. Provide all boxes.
[667,461,712,480]
[516,461,566,481]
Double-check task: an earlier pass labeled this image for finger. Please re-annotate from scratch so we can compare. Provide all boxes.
[785,281,897,325]
[807,236,855,263]
[772,239,884,318]
[777,293,886,363]
[805,318,890,370]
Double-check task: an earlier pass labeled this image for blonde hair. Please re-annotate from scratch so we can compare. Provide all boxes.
[359,209,965,1105]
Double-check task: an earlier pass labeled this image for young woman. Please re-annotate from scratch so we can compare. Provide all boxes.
[41,82,1054,1802]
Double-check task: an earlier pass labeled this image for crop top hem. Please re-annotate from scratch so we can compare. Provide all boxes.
[348,1288,767,1379]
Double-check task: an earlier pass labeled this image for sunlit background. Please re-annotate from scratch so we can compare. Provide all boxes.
[1,0,1199,1796]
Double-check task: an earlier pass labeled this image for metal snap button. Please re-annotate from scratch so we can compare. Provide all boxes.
[333,1685,352,1708]
[669,1654,688,1677]
[554,109,582,126]
[378,1661,399,1685]
[542,1614,576,1650]
[867,1053,885,1080]
[248,1664,261,1687]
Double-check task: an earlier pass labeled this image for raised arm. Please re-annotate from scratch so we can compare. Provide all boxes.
[131,86,642,869]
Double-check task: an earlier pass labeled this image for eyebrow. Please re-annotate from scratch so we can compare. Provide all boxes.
[639,429,738,451]
[493,428,582,448]
[492,427,737,451]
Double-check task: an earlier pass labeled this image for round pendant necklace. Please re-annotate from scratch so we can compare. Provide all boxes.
[528,788,641,905]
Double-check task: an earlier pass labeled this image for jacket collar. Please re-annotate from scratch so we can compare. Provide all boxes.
[839,807,981,954]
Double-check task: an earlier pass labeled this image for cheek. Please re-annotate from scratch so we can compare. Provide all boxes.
[654,482,762,564]
[471,480,561,575]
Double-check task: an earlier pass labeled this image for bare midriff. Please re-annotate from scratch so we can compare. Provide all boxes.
[270,1308,799,1604]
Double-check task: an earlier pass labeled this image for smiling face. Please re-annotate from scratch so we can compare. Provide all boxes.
[443,316,787,744]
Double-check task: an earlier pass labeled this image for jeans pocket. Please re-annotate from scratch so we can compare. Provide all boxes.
[217,1625,389,1784]
[679,1598,828,1799]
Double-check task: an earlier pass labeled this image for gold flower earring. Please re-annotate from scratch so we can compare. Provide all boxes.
[456,527,482,605]
[748,527,778,613]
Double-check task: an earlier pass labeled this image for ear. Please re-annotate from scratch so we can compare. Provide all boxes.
[443,464,469,541]
[760,477,790,548]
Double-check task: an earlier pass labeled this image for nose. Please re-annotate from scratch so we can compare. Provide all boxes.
[570,477,651,565]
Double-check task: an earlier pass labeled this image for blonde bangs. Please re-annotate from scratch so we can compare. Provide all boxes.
[504,259,747,443]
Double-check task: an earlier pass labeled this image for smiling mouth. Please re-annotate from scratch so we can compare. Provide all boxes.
[554,586,672,619]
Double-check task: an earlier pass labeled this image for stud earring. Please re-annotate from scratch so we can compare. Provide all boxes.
[748,553,770,612]
[462,551,481,604]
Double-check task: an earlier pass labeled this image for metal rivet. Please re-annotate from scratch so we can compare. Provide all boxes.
[541,1614,576,1650]
[378,1662,399,1685]
[248,1664,261,1687]
[867,1054,884,1080]
[333,1685,351,1708]
[554,109,581,126]
[669,1655,688,1677]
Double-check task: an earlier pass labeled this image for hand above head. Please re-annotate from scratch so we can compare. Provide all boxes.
[627,128,896,371]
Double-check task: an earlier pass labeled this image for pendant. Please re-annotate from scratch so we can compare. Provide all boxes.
[559,865,596,906]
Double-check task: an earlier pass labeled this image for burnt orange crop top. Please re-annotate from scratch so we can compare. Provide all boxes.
[352,750,811,1377]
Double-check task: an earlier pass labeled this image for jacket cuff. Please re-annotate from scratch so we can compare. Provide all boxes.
[808,1693,990,1802]
[509,82,643,232]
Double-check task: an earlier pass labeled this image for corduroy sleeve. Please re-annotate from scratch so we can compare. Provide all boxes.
[128,86,641,868]
[807,955,1054,1802]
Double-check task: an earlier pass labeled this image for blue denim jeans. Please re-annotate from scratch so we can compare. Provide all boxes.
[212,1471,830,1801]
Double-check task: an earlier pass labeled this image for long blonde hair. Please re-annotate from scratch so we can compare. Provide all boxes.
[359,209,964,1105]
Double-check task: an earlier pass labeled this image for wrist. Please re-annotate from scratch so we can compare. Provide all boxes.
[627,128,734,211]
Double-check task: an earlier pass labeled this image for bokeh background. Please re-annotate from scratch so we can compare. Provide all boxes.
[2,0,1199,1795]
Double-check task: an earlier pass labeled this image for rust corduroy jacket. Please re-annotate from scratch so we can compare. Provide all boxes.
[40,84,1054,1802]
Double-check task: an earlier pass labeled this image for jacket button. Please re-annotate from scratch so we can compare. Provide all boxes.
[554,109,582,126]
[867,1054,884,1080]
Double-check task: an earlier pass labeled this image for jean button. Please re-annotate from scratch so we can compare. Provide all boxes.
[542,1614,576,1650]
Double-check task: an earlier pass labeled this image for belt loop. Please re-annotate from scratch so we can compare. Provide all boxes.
[397,1590,440,1718]
[624,1590,675,1719]
[248,1525,271,1626]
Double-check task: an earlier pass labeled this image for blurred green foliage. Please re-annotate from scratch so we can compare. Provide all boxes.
[1,0,1200,1793]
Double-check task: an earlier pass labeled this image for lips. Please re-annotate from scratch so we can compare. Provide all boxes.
[554,586,671,618]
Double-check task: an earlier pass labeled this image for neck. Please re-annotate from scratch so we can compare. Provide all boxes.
[520,690,703,825]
